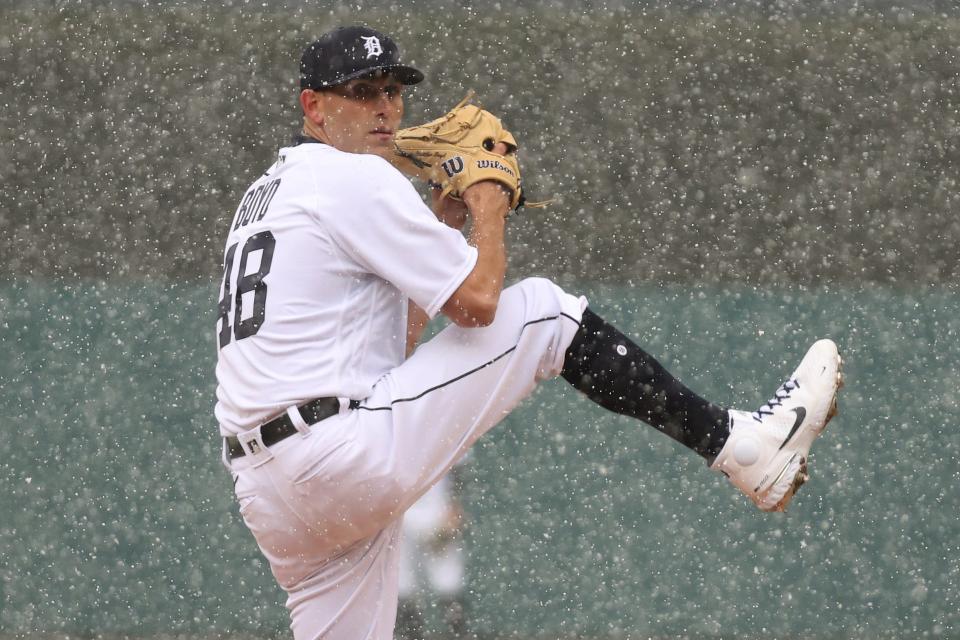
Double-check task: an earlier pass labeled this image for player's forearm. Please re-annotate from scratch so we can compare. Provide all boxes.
[440,186,506,326]
[442,215,505,326]
[466,212,507,305]
[440,181,509,327]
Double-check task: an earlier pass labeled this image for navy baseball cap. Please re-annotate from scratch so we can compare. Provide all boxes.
[299,26,424,89]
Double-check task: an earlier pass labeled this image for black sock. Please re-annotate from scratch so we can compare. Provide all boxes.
[561,308,730,462]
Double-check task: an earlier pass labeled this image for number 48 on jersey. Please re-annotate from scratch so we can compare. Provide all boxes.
[218,230,276,349]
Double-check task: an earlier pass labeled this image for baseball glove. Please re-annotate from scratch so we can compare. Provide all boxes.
[390,92,543,211]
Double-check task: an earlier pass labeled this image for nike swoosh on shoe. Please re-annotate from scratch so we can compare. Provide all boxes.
[778,406,806,450]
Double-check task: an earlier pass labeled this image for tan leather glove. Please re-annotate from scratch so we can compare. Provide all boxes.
[390,92,528,210]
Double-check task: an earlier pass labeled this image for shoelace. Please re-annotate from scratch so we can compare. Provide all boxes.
[752,378,800,422]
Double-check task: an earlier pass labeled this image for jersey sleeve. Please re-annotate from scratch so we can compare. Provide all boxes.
[324,156,478,318]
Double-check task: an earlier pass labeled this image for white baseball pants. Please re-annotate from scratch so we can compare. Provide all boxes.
[230,277,585,640]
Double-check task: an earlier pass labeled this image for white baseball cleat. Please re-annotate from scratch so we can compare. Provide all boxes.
[711,339,844,512]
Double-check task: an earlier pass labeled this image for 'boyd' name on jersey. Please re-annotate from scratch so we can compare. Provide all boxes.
[231,177,282,231]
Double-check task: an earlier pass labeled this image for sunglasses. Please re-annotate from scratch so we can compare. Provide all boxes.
[323,82,404,103]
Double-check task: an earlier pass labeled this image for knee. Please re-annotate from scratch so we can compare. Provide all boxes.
[509,277,583,323]
[515,276,558,292]
[506,278,586,379]
[512,277,566,310]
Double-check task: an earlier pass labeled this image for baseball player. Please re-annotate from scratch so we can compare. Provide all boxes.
[214,26,843,640]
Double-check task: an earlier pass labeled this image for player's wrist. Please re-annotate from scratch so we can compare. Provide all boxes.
[431,187,469,230]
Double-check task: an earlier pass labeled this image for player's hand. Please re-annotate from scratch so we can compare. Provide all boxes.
[487,141,510,156]
[431,186,469,230]
[462,141,512,219]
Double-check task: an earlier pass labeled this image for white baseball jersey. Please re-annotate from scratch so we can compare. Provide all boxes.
[214,142,477,436]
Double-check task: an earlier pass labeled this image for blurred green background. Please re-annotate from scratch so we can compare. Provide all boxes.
[2,1,958,638]
[1,282,957,637]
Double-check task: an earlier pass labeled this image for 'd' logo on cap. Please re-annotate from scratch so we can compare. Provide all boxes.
[361,36,383,59]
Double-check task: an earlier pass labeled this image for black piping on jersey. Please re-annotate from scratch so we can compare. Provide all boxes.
[357,312,581,412]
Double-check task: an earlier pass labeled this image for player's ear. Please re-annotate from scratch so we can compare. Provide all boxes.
[300,89,325,126]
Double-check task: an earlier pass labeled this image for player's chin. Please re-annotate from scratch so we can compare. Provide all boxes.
[364,136,395,159]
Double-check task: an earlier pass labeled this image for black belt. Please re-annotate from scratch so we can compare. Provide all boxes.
[226,397,359,460]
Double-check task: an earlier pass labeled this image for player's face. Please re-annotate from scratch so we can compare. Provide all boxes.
[315,74,405,159]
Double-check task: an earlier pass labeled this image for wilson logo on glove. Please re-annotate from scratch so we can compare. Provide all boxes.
[441,156,465,178]
[476,159,516,178]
